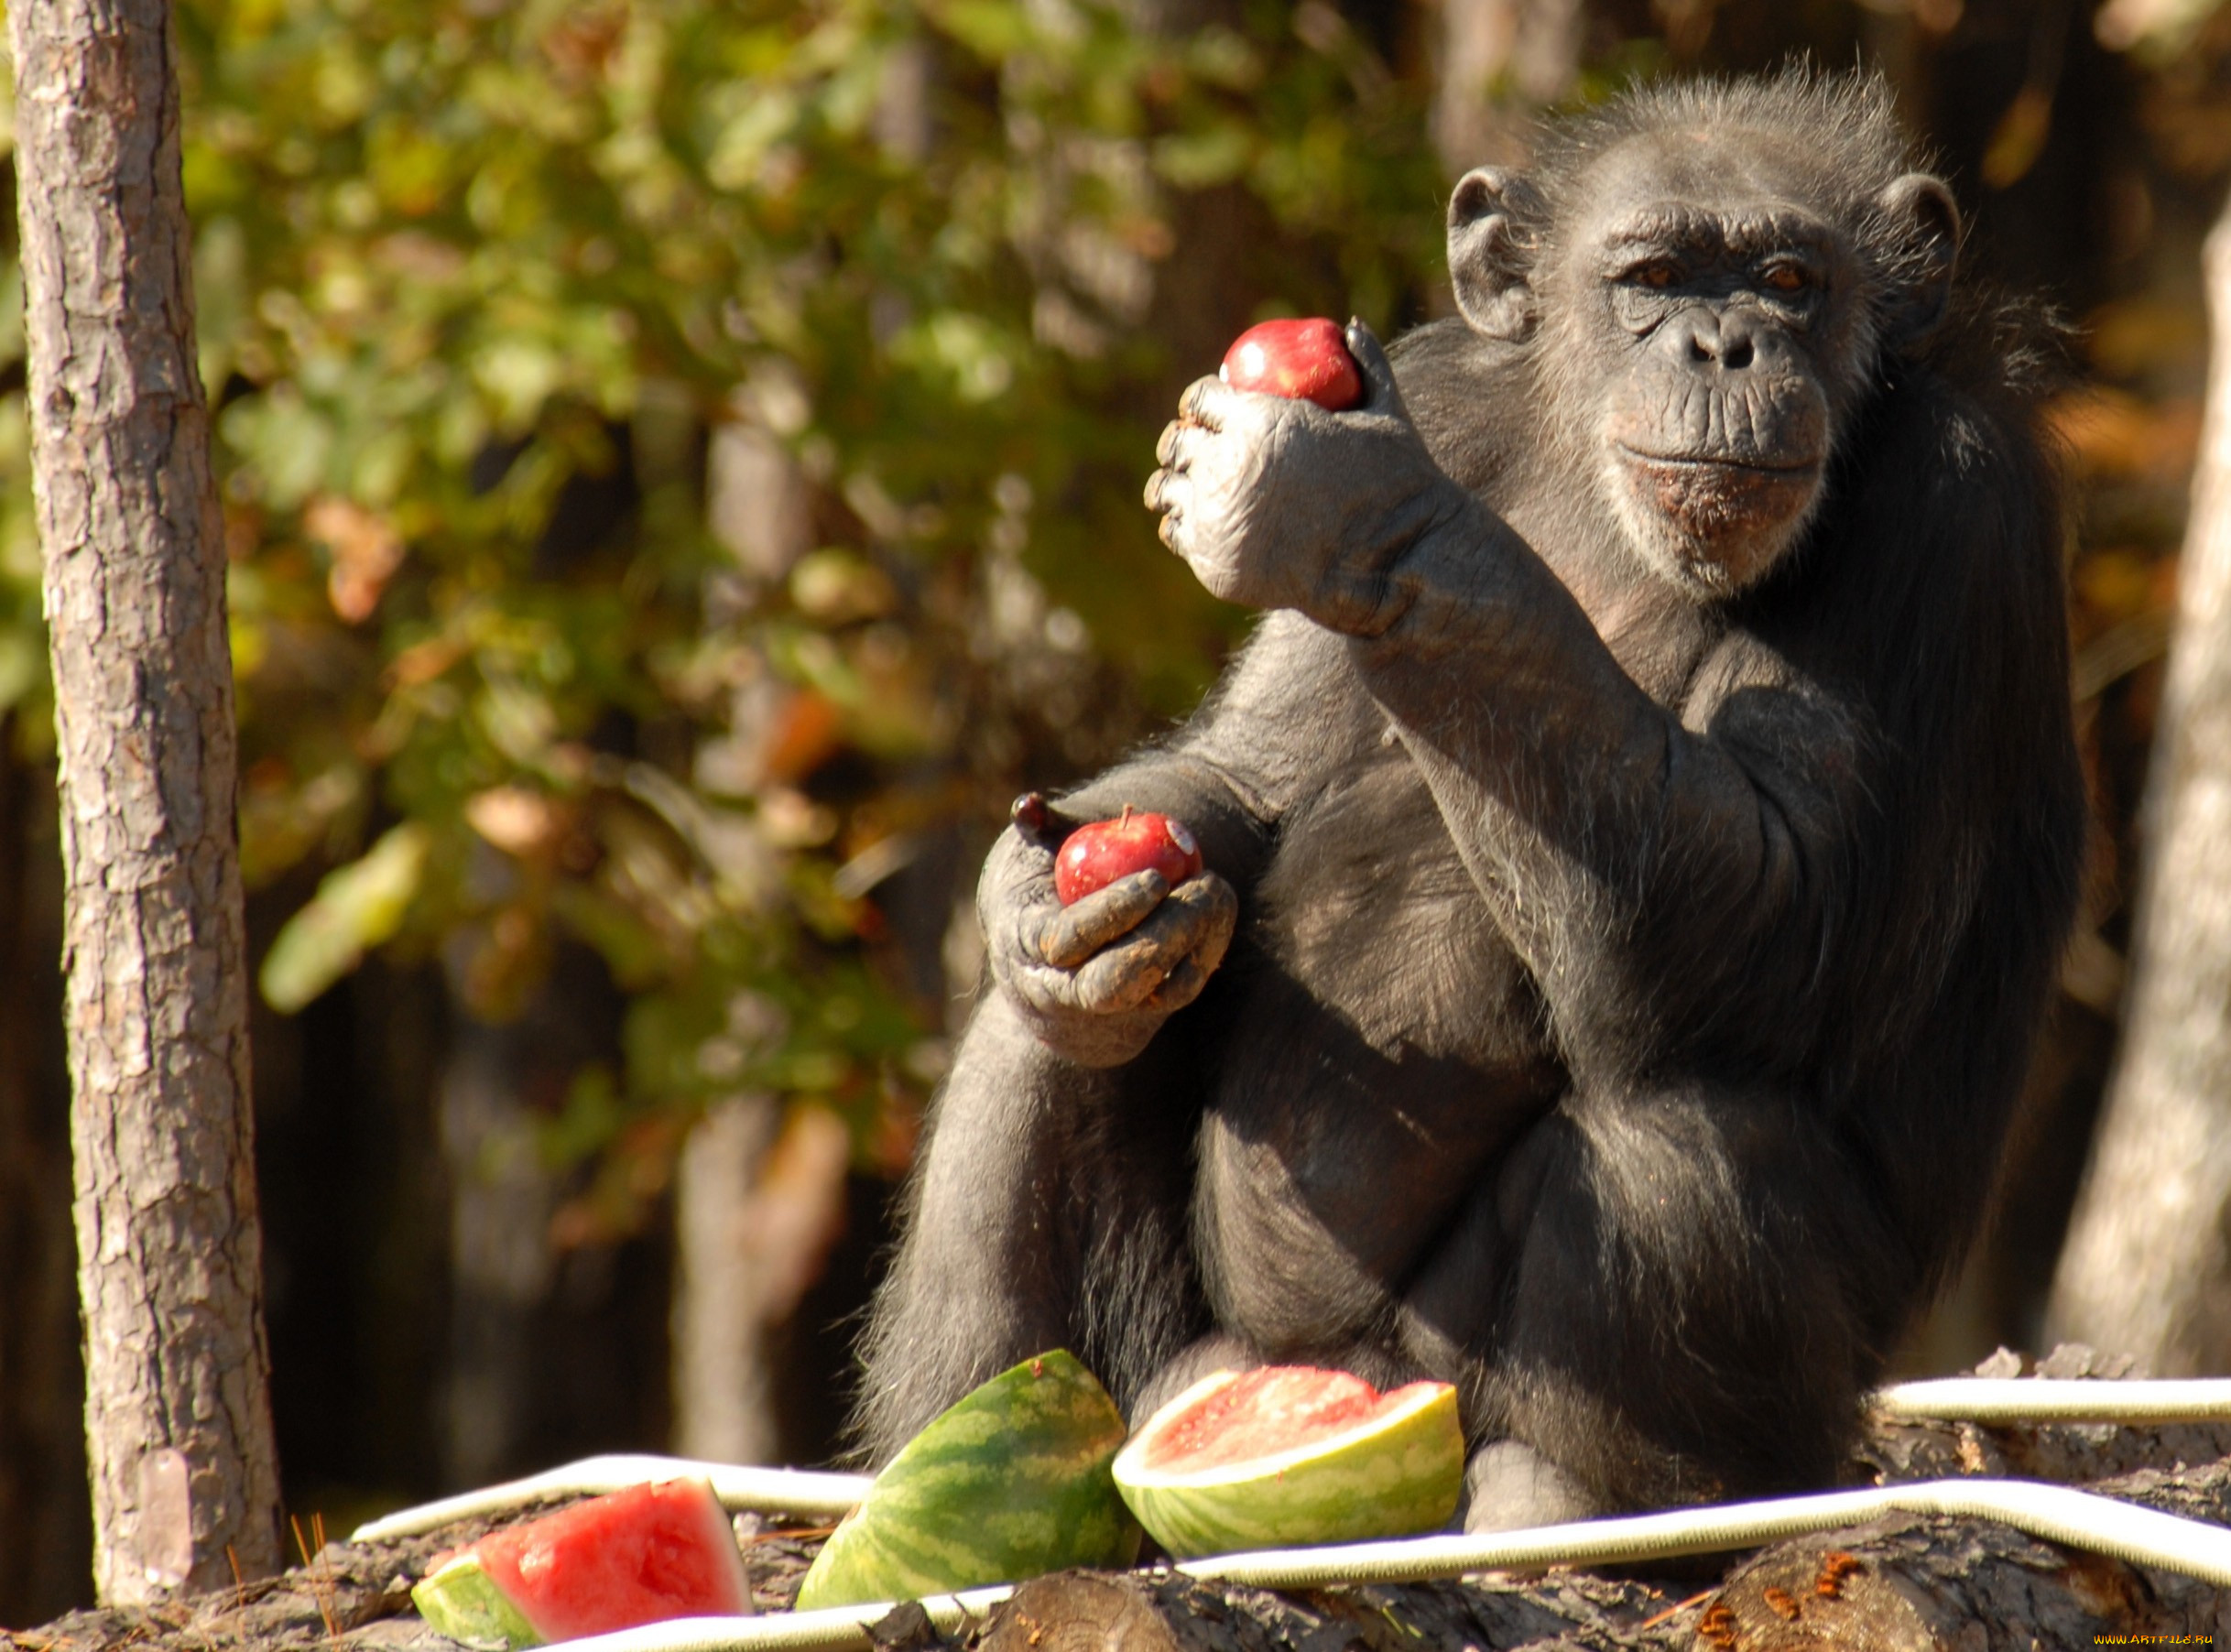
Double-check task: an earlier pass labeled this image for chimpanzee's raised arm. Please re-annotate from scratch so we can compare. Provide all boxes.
[1148,269,2073,1088]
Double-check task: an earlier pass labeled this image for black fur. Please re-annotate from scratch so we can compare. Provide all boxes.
[854,71,2084,1524]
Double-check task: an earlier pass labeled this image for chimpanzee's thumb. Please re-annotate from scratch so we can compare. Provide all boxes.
[1344,320,1409,419]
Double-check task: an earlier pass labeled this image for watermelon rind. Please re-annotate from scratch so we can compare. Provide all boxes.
[412,1554,544,1650]
[794,1350,1140,1609]
[1111,1370,1464,1559]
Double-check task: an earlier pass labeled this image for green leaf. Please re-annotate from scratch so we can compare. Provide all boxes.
[259,822,432,1014]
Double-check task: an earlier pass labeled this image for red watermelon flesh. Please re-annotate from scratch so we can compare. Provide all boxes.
[1132,1366,1445,1473]
[473,1478,752,1640]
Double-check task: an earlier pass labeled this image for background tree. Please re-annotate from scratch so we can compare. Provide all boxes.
[7,0,281,1603]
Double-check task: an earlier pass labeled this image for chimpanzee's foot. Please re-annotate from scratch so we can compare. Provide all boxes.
[1460,1440,1599,1532]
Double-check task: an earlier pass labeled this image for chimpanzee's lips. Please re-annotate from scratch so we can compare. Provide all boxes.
[1616,447,1823,475]
[1617,448,1822,540]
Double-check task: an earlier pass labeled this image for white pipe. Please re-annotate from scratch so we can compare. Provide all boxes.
[1872,1376,2231,1423]
[348,1455,872,1544]
[351,1378,2231,1545]
[518,1477,2231,1652]
[1183,1478,2231,1587]
[346,1378,2231,1647]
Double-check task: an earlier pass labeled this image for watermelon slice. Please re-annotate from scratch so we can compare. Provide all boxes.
[1111,1366,1464,1559]
[794,1350,1138,1609]
[411,1477,752,1647]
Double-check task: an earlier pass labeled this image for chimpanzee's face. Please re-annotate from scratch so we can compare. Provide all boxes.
[1548,135,1877,597]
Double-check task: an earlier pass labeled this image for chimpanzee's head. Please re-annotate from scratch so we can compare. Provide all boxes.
[1446,74,1960,597]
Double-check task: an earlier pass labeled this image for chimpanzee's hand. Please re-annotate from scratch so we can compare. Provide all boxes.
[1145,321,1472,635]
[979,800,1237,1069]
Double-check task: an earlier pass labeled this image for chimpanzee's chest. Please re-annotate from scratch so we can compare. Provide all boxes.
[1242,739,1556,1077]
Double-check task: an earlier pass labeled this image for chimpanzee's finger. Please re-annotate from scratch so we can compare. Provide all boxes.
[1177,375,1235,429]
[1148,473,1194,552]
[1008,789,1074,848]
[1071,877,1232,1012]
[1343,319,1413,422]
[1039,870,1169,970]
[1142,952,1208,1014]
[1072,929,1181,1013]
[1156,420,1192,469]
[1168,873,1237,976]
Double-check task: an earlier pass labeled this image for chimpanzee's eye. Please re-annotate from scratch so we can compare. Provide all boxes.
[1633,261,1679,289]
[1762,262,1811,294]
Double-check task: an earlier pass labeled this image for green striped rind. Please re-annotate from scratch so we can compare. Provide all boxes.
[795,1350,1140,1609]
[1111,1372,1464,1560]
[412,1553,544,1649]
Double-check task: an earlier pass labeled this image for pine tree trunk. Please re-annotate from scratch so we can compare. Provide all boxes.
[8,0,282,1600]
[669,384,820,1466]
[2050,192,2231,1372]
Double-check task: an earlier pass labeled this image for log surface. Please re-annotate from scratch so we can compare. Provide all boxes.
[12,1377,2231,1652]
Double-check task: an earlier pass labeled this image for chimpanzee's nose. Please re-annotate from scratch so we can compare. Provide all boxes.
[1667,310,1758,371]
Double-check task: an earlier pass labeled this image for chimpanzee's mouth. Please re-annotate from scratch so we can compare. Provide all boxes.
[1617,448,1823,546]
[1616,446,1823,476]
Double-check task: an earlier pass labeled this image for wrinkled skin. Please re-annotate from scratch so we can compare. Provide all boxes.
[985,797,1236,1070]
[855,79,2084,1532]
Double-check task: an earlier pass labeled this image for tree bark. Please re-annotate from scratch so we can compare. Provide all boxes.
[9,0,282,1601]
[2051,191,2231,1375]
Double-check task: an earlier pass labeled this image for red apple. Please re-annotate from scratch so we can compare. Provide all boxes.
[1054,807,1204,906]
[1219,318,1364,411]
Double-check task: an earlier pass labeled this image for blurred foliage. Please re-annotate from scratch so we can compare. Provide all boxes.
[0,0,1444,1236]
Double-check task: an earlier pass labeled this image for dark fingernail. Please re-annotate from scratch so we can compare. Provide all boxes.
[1011,791,1049,833]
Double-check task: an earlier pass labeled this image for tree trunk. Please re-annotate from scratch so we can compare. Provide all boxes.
[2051,192,2231,1375]
[9,0,282,1601]
[671,1097,853,1465]
[435,1016,559,1492]
[670,379,831,1467]
[1431,0,1583,177]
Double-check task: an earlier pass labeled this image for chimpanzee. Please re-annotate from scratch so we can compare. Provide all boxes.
[854,71,2085,1528]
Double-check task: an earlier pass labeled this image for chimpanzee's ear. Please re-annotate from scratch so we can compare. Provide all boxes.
[1877,172,1962,350]
[1448,167,1542,342]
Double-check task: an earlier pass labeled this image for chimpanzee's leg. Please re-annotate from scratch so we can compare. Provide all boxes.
[852,993,1207,1464]
[1394,1082,1902,1527]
